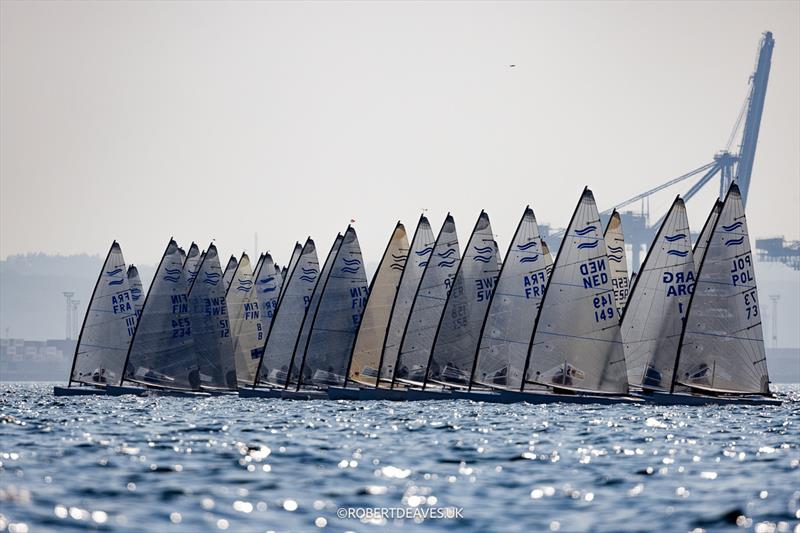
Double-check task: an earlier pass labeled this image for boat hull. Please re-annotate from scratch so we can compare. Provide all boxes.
[405,389,453,401]
[326,387,361,400]
[105,385,210,398]
[53,385,107,396]
[640,391,782,406]
[453,389,643,405]
[238,387,284,399]
[238,387,328,400]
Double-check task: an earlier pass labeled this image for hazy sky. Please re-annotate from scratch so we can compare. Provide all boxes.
[2,1,798,267]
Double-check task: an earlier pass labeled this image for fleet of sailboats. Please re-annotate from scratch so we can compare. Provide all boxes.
[54,184,781,405]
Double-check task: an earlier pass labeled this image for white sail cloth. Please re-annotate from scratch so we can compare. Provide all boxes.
[604,211,630,313]
[226,254,264,385]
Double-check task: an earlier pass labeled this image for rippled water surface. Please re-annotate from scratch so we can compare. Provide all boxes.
[1,384,799,532]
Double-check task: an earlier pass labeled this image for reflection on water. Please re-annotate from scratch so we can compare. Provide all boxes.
[0,384,798,532]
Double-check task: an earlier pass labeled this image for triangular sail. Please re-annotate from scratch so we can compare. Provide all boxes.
[127,265,144,319]
[183,243,203,286]
[124,239,199,390]
[427,212,499,387]
[253,253,283,332]
[255,238,319,387]
[178,247,187,265]
[69,242,137,386]
[188,244,237,389]
[226,254,264,385]
[222,255,238,293]
[298,227,369,388]
[279,243,303,301]
[348,223,409,386]
[287,234,343,386]
[622,197,695,391]
[472,207,552,390]
[675,184,769,394]
[394,215,460,385]
[693,200,722,271]
[377,215,435,385]
[604,210,630,313]
[525,188,628,394]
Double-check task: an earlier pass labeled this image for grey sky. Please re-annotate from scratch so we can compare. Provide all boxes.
[1,1,798,267]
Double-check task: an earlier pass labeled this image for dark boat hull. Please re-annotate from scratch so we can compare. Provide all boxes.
[53,385,107,396]
[239,387,328,400]
[453,389,643,405]
[639,390,782,406]
[105,385,210,398]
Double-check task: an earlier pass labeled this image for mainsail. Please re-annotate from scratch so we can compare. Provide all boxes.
[674,184,770,394]
[394,215,460,385]
[348,222,409,386]
[377,215,435,385]
[622,197,695,391]
[178,247,187,265]
[183,243,203,286]
[279,243,303,302]
[524,188,628,394]
[287,234,343,386]
[254,238,319,387]
[187,244,237,389]
[427,211,499,387]
[472,207,552,390]
[222,255,238,293]
[123,239,199,390]
[693,200,723,272]
[298,227,369,388]
[604,210,630,313]
[226,254,263,385]
[253,253,283,332]
[69,242,137,386]
[127,265,144,319]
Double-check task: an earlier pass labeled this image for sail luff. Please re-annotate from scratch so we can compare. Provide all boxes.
[603,210,630,313]
[693,200,723,271]
[279,243,303,303]
[127,265,144,319]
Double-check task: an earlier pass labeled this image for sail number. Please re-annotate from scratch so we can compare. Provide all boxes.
[171,318,191,337]
[743,288,759,320]
[581,259,608,289]
[731,254,754,287]
[593,294,615,322]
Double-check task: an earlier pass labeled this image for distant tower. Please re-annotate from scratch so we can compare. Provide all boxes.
[62,292,74,340]
[71,300,81,339]
[769,294,780,348]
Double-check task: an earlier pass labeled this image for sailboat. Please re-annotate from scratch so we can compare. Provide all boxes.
[279,242,303,302]
[516,188,634,403]
[222,255,238,293]
[226,253,264,386]
[294,227,369,394]
[462,207,553,398]
[253,252,283,333]
[622,196,696,392]
[393,215,461,399]
[109,239,206,397]
[244,238,320,397]
[424,211,500,391]
[604,210,630,313]
[654,184,779,405]
[342,222,409,389]
[127,265,144,319]
[55,242,137,395]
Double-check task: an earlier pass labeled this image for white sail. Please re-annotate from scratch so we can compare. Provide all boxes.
[622,197,695,391]
[222,255,238,293]
[526,188,628,394]
[127,265,144,319]
[473,207,553,390]
[348,223,409,386]
[253,253,283,333]
[288,234,343,386]
[298,227,369,387]
[124,239,199,390]
[694,199,722,272]
[226,254,264,385]
[187,244,237,389]
[69,242,136,386]
[604,210,630,313]
[178,247,187,265]
[395,215,460,385]
[378,215,435,385]
[183,243,202,286]
[279,242,303,302]
[256,238,319,387]
[427,212,499,387]
[675,184,770,394]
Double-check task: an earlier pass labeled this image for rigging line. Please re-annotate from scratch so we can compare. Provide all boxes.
[725,89,751,153]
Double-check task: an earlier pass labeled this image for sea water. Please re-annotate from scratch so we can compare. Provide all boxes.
[1,384,798,532]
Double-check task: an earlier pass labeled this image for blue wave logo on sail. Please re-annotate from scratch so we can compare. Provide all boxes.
[666,250,689,257]
[342,258,361,266]
[437,259,457,267]
[725,237,745,247]
[105,268,124,276]
[436,249,456,259]
[108,279,124,286]
[261,286,277,293]
[340,266,361,274]
[236,279,253,292]
[130,287,142,300]
[473,255,492,263]
[299,275,317,282]
[258,276,275,284]
[202,272,221,286]
[574,225,597,236]
[163,268,181,283]
[301,267,318,274]
[415,247,433,256]
[576,240,599,249]
[519,255,539,263]
[607,245,624,253]
[474,246,493,254]
[418,261,428,268]
[391,253,407,261]
[664,233,687,242]
[608,254,623,263]
[722,221,743,232]
[516,241,538,251]
[390,264,405,271]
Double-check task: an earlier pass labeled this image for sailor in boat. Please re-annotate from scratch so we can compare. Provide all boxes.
[684,363,712,386]
[91,368,109,384]
[641,364,664,389]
